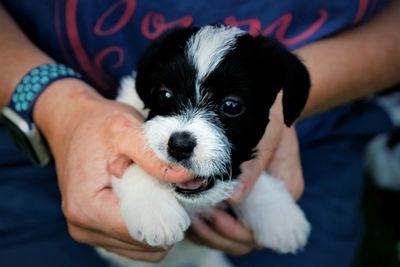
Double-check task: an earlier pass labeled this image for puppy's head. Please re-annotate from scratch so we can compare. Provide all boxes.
[135,25,310,206]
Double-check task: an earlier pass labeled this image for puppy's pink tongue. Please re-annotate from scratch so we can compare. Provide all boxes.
[177,179,204,190]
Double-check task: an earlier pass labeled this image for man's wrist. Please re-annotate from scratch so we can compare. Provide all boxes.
[33,78,104,149]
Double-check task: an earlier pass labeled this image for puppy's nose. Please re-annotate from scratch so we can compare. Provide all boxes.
[168,131,197,161]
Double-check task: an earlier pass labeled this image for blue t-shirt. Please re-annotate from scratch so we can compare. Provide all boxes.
[2,0,390,146]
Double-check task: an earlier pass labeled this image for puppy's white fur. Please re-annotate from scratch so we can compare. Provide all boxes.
[112,165,190,247]
[96,73,311,267]
[145,109,231,178]
[234,172,311,253]
[186,25,245,101]
[118,72,149,118]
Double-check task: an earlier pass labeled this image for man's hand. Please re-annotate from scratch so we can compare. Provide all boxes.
[33,79,192,261]
[188,93,305,254]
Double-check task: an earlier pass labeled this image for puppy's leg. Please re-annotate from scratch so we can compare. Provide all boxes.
[113,165,191,247]
[234,172,311,253]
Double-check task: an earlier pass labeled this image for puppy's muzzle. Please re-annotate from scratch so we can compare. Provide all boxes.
[167,131,221,195]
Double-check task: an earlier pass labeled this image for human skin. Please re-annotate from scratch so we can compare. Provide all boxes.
[1,0,399,259]
[0,3,293,259]
[0,4,189,262]
[298,0,400,117]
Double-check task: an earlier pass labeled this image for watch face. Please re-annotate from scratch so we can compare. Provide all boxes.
[0,110,51,165]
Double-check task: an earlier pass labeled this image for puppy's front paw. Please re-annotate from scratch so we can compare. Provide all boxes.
[126,198,191,247]
[113,166,191,248]
[253,201,310,253]
[235,173,311,254]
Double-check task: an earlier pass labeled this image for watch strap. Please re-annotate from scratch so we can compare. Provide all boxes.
[2,63,82,166]
[9,63,82,127]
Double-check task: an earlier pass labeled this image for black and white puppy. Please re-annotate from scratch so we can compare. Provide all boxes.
[98,25,311,267]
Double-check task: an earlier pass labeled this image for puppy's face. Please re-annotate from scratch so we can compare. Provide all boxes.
[135,26,310,206]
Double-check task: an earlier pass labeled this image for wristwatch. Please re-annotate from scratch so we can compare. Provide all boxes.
[0,63,82,166]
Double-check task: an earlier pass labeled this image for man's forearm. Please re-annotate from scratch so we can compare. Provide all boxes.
[0,4,56,108]
[0,4,103,142]
[297,0,400,118]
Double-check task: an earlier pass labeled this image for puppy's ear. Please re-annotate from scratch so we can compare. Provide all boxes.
[280,52,311,126]
[254,36,311,126]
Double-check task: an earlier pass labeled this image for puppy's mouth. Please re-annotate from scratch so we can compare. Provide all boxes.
[174,177,215,195]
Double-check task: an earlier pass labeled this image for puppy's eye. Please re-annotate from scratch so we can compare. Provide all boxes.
[157,88,173,105]
[221,98,244,117]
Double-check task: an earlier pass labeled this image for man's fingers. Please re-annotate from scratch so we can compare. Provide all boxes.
[229,158,266,205]
[67,222,165,252]
[208,209,259,247]
[110,115,192,183]
[229,118,284,205]
[107,155,133,178]
[101,247,168,262]
[189,217,253,255]
[65,188,165,250]
[267,127,304,201]
[123,134,192,182]
[92,188,155,245]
